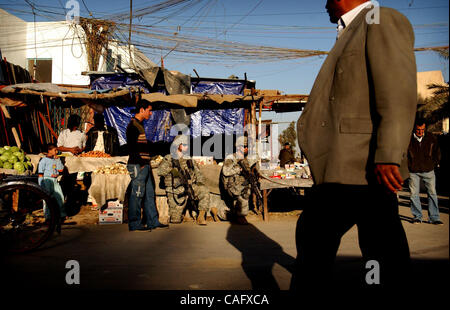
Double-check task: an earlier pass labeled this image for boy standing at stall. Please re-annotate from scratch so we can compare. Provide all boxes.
[38,143,66,220]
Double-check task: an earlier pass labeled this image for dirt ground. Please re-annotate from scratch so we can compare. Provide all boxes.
[67,203,301,227]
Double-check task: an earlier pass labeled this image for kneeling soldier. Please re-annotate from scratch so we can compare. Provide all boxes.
[221,136,258,225]
[158,135,218,225]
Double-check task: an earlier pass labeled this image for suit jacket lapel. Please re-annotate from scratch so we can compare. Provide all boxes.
[304,8,370,111]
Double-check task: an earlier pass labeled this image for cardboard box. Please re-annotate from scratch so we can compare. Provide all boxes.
[99,200,123,224]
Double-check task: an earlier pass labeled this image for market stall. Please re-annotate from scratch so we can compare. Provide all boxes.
[1,66,314,224]
[258,166,313,221]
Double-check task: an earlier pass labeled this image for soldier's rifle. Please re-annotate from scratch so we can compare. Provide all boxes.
[238,160,263,208]
[172,159,199,211]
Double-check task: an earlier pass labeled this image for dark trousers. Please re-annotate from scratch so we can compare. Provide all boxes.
[290,183,411,289]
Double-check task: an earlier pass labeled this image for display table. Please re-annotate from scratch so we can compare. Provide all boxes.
[258,168,314,221]
[63,156,129,173]
[89,173,131,208]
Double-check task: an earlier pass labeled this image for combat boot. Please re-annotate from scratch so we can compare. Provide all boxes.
[210,207,220,222]
[197,210,207,226]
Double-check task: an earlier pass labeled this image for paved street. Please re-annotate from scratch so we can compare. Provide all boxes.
[1,191,448,291]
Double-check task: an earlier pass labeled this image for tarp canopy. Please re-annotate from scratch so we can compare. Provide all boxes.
[0,70,259,144]
[0,83,258,109]
[91,74,254,143]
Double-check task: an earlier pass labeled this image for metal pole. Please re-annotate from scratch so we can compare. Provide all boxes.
[128,0,134,70]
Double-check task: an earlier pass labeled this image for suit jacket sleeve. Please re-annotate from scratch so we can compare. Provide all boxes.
[366,8,417,165]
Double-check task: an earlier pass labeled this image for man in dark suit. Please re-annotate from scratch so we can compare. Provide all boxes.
[292,0,417,288]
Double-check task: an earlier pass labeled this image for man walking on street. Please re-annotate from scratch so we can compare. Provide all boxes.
[292,0,417,288]
[408,119,442,225]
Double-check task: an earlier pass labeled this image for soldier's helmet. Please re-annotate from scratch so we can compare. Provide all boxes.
[173,134,189,147]
[236,136,248,148]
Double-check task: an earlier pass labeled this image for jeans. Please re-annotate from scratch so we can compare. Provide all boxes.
[39,177,66,219]
[409,171,440,222]
[127,164,161,230]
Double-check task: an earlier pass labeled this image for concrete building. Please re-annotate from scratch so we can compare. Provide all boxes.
[0,8,155,87]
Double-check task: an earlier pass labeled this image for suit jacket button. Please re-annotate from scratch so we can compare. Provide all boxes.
[321,121,326,127]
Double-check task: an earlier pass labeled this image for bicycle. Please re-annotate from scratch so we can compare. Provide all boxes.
[0,173,61,253]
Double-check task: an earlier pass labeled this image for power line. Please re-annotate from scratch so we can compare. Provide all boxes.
[81,0,93,17]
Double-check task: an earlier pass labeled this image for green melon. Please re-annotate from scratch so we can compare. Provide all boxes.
[0,153,10,162]
[3,162,13,169]
[14,152,25,162]
[8,155,18,164]
[14,162,25,174]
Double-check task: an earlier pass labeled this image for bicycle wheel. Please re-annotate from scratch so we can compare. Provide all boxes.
[0,181,58,253]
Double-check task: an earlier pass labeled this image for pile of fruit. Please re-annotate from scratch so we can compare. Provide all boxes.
[78,151,112,158]
[0,146,33,173]
[93,163,129,175]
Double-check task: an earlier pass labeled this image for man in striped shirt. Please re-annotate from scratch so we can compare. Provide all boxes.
[126,101,168,232]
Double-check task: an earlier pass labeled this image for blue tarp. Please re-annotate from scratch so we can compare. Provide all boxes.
[91,74,148,91]
[91,75,173,144]
[190,81,245,137]
[91,75,245,143]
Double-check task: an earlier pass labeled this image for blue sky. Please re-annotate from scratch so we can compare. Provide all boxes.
[1,0,449,129]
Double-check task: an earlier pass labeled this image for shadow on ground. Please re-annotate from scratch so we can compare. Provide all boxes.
[264,188,310,213]
[226,222,295,290]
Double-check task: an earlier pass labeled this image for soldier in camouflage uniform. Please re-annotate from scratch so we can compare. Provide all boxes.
[157,135,218,225]
[221,136,258,225]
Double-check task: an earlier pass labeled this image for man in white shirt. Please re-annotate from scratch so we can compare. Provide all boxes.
[57,114,86,155]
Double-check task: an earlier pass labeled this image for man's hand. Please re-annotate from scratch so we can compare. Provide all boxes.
[374,164,404,193]
[72,147,82,155]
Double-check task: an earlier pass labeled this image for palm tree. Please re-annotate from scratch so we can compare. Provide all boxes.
[417,48,449,132]
[417,82,449,131]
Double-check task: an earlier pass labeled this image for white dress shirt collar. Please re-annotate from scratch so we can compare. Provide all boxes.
[413,133,424,142]
[337,1,373,38]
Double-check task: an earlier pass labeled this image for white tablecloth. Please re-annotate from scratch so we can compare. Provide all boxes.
[64,156,129,173]
[88,173,131,207]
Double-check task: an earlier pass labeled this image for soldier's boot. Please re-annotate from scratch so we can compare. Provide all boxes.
[210,207,220,222]
[236,216,249,225]
[197,210,207,226]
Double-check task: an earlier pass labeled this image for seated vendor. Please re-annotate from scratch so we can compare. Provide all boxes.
[57,114,86,155]
[85,113,120,156]
[278,142,296,168]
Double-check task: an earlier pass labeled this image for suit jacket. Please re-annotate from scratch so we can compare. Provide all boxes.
[85,126,120,156]
[297,7,417,185]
